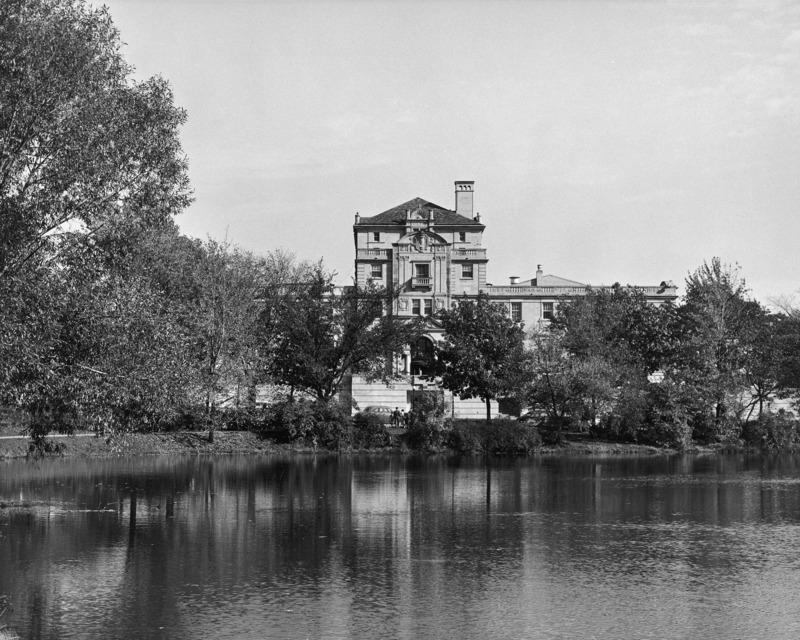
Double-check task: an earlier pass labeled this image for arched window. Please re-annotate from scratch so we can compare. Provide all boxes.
[410,336,436,376]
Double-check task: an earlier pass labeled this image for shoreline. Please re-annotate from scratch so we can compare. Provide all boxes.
[0,430,739,459]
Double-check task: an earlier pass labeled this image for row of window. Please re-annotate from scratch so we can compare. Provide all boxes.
[406,299,554,320]
[369,263,474,279]
[509,301,554,321]
[370,232,469,243]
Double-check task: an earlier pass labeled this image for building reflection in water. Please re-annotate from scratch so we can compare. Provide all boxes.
[2,453,800,639]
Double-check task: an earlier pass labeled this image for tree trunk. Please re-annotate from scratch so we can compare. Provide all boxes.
[485,396,491,423]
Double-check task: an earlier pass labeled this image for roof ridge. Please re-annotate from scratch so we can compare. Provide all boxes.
[356,196,482,226]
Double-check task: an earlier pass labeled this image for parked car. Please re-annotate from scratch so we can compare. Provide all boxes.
[357,406,394,425]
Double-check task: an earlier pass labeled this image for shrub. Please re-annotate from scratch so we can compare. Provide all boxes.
[351,412,392,448]
[449,418,541,454]
[537,416,572,445]
[165,406,205,432]
[742,411,800,450]
[306,401,354,449]
[406,392,451,450]
[261,399,393,449]
[485,418,542,453]
[688,409,740,444]
[596,382,691,449]
[263,399,318,442]
[640,384,692,449]
[447,420,484,453]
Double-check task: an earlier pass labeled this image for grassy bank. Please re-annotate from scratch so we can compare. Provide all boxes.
[0,429,726,460]
[0,431,296,459]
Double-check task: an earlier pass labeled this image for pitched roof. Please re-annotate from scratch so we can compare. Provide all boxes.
[356,197,483,226]
[517,274,588,287]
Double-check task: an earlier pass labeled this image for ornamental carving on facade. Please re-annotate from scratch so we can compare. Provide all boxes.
[410,231,431,252]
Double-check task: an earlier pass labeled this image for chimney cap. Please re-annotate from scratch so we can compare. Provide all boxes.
[509,276,520,285]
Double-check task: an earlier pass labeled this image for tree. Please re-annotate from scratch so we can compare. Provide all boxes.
[538,287,677,431]
[741,310,790,420]
[552,285,676,376]
[674,258,763,441]
[0,0,190,281]
[0,0,191,442]
[191,240,268,425]
[524,329,586,436]
[1,228,197,441]
[433,293,526,422]
[768,294,800,410]
[267,266,419,403]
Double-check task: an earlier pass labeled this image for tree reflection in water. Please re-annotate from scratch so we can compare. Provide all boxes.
[1,454,800,639]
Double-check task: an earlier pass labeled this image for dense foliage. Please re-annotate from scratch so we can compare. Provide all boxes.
[262,398,391,450]
[2,3,799,454]
[0,0,191,442]
[432,293,526,422]
[265,265,421,402]
[523,260,800,449]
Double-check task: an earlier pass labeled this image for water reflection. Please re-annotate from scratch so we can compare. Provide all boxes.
[1,454,800,639]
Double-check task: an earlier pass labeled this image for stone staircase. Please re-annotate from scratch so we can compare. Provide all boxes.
[347,375,498,418]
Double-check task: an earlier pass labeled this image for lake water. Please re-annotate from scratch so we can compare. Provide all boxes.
[1,453,800,639]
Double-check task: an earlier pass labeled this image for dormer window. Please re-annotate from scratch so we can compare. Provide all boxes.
[372,232,380,242]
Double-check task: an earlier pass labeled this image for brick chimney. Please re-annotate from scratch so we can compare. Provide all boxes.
[455,181,474,218]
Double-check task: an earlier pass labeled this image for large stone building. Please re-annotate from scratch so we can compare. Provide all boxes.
[347,181,678,417]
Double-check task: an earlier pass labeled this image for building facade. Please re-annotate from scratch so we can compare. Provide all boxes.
[348,181,678,417]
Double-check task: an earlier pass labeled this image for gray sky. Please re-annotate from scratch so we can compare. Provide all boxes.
[103,0,800,302]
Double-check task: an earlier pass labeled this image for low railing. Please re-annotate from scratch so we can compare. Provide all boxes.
[454,248,486,258]
[411,276,431,288]
[486,285,677,296]
[357,248,391,259]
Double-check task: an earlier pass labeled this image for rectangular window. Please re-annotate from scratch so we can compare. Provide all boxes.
[459,232,466,242]
[370,263,382,279]
[372,232,380,242]
[412,299,421,315]
[461,263,473,279]
[414,263,430,279]
[511,302,522,322]
[424,299,432,316]
[543,302,554,320]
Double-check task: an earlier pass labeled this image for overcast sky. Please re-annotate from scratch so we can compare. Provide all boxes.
[103,0,800,303]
